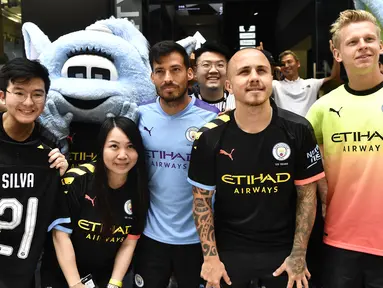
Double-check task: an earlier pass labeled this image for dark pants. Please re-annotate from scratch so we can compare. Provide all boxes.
[323,245,383,288]
[133,235,203,288]
[219,250,290,288]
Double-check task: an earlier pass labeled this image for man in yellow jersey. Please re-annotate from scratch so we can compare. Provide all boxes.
[306,9,383,288]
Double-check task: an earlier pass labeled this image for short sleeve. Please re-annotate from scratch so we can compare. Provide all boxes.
[47,174,83,234]
[272,80,280,101]
[294,123,325,186]
[309,78,325,95]
[306,101,324,145]
[187,131,216,191]
[126,215,141,240]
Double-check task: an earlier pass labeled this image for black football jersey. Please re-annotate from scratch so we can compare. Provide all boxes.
[188,100,324,252]
[67,122,100,168]
[41,162,140,287]
[0,139,61,288]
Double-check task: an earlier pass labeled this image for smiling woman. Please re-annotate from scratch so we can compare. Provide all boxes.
[40,117,150,288]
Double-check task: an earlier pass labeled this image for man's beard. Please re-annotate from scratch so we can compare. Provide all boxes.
[157,86,188,103]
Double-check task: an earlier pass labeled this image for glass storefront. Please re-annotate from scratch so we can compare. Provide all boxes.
[0,0,22,64]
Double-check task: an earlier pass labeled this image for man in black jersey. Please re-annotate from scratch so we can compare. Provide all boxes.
[0,58,68,288]
[187,49,325,288]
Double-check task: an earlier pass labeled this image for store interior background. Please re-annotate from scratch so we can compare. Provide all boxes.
[2,0,354,81]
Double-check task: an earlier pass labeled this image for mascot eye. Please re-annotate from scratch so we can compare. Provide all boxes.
[68,66,87,79]
[91,67,111,80]
[62,54,118,81]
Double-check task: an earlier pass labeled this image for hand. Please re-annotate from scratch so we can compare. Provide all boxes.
[201,257,231,288]
[256,41,264,51]
[48,148,68,176]
[273,255,311,288]
[38,99,73,140]
[120,101,139,123]
[106,101,139,123]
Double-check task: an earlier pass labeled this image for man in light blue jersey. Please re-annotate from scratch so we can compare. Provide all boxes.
[134,41,219,288]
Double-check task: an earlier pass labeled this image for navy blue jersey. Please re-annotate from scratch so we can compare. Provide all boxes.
[0,139,61,288]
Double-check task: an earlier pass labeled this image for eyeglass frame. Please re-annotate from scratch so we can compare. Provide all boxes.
[5,89,46,104]
[196,61,227,71]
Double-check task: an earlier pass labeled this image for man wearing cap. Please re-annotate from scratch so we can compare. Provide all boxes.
[273,46,340,116]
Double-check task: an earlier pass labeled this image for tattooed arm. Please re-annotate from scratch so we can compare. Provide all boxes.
[317,144,328,218]
[317,177,328,218]
[192,186,231,288]
[273,181,317,288]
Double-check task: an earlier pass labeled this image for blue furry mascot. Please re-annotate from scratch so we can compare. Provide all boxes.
[354,0,383,37]
[22,18,156,165]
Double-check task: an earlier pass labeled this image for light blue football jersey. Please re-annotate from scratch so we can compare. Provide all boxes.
[138,96,218,244]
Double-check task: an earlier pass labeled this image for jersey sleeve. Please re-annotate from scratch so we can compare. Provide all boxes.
[306,100,324,145]
[272,80,280,101]
[309,78,325,95]
[126,215,141,240]
[187,131,216,191]
[294,123,325,186]
[47,171,84,234]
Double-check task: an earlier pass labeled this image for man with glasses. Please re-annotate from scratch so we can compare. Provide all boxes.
[0,57,67,288]
[193,42,235,112]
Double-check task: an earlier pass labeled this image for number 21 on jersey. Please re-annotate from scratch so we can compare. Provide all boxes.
[0,197,38,259]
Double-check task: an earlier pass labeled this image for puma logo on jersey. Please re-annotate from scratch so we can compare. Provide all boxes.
[329,107,342,117]
[2,173,34,188]
[85,194,96,207]
[67,133,76,144]
[144,126,153,136]
[220,149,235,161]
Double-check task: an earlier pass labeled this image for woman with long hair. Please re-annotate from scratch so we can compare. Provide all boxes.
[40,117,149,288]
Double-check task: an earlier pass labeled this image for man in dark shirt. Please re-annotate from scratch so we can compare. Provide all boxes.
[188,48,324,288]
[0,58,68,288]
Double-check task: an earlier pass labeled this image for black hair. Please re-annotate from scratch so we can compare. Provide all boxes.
[93,117,149,235]
[194,42,231,64]
[0,57,50,94]
[149,40,190,70]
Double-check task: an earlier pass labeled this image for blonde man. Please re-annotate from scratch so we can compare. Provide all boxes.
[307,10,383,288]
[273,47,340,117]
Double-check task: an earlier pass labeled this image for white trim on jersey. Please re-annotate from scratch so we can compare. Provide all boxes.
[196,91,236,112]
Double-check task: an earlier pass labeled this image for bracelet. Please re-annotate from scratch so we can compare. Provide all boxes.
[107,284,119,288]
[109,278,123,287]
[69,279,82,288]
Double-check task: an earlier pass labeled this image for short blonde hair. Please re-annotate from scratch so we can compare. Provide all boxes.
[331,9,381,48]
[279,50,299,63]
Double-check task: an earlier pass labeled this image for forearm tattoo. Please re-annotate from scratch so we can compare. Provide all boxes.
[290,182,317,272]
[192,186,217,257]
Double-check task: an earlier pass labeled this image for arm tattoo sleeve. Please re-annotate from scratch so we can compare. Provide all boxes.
[192,186,217,257]
[292,182,317,257]
[317,177,328,207]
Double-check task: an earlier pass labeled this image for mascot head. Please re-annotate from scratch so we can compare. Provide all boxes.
[354,0,383,39]
[22,17,156,140]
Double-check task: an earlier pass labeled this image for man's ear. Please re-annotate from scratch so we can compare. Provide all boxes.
[225,80,233,94]
[150,72,155,84]
[0,90,5,104]
[333,48,342,63]
[187,67,194,81]
[297,60,301,69]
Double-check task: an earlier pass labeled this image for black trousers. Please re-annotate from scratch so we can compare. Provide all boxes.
[323,245,383,288]
[219,249,290,288]
[133,235,203,288]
